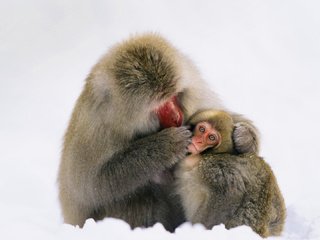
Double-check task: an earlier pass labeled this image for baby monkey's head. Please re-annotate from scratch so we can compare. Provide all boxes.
[187,110,234,155]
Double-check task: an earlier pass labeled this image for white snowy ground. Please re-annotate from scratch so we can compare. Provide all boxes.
[1,0,320,239]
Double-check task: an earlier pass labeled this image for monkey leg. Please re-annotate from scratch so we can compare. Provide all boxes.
[225,178,273,238]
[224,196,269,237]
[93,184,184,232]
[266,180,286,236]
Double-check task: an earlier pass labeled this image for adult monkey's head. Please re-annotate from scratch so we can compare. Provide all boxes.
[100,34,216,131]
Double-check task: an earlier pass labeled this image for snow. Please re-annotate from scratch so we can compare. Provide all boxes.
[1,0,320,239]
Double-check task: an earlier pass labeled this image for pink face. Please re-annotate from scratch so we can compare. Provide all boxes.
[188,121,221,154]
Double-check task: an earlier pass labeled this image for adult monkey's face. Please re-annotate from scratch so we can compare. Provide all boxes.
[156,96,183,128]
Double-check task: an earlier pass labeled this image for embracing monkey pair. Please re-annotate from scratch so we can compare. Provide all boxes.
[58,33,285,237]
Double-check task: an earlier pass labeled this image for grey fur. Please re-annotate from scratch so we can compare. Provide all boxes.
[175,109,285,238]
[58,33,261,231]
[231,113,260,154]
[198,153,286,237]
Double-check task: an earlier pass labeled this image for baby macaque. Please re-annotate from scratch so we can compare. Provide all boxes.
[175,110,286,238]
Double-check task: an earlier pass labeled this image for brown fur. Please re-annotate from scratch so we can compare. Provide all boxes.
[188,110,234,153]
[175,111,286,237]
[58,33,261,231]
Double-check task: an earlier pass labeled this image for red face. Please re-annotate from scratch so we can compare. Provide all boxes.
[156,96,183,128]
[188,121,221,154]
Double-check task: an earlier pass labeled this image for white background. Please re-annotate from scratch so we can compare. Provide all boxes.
[1,0,320,239]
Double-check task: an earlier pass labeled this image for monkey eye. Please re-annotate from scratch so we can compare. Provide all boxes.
[208,134,216,142]
[199,126,205,133]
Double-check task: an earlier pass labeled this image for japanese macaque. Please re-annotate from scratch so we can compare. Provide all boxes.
[58,33,260,232]
[175,110,286,237]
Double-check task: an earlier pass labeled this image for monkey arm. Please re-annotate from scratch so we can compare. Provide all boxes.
[95,127,191,202]
[229,113,260,154]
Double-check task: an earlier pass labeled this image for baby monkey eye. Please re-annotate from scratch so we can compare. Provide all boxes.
[209,134,216,141]
[199,126,205,133]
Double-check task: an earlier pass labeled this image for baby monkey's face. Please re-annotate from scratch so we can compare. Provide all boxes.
[188,121,221,155]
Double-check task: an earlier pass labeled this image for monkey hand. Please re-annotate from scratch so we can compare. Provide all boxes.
[233,122,259,154]
[157,126,192,167]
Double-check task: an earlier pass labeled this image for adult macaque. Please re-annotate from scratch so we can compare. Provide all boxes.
[175,110,286,237]
[58,33,260,231]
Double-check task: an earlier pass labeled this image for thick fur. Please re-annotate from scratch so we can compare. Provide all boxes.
[176,153,286,237]
[201,153,286,237]
[232,113,260,154]
[58,33,260,231]
[175,110,285,237]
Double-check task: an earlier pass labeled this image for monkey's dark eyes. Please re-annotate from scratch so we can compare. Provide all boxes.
[209,134,216,141]
[199,126,205,133]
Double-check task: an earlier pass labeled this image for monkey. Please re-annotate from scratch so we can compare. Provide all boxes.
[57,33,260,232]
[175,110,286,237]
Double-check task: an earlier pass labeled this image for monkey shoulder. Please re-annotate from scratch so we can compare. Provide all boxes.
[237,153,279,187]
[197,153,269,195]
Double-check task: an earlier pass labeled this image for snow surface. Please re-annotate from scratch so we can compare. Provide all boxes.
[1,0,320,239]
